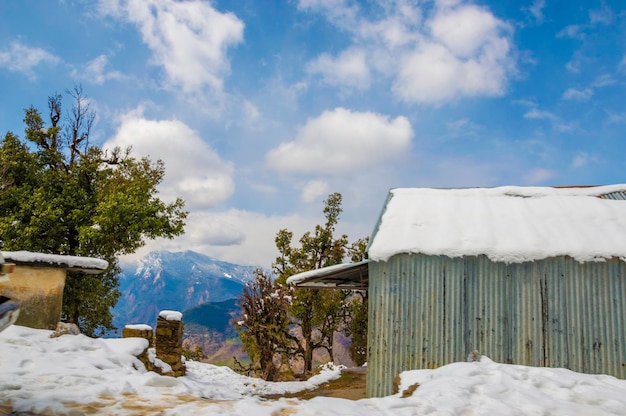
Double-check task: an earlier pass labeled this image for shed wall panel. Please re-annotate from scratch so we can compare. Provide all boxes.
[366,254,626,397]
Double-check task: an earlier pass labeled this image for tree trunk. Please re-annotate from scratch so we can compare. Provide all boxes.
[302,316,314,375]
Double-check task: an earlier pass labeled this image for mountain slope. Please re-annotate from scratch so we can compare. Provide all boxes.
[182,298,247,364]
[112,250,259,332]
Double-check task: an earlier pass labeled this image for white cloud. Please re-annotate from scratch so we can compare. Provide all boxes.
[524,0,546,25]
[300,180,330,203]
[71,55,125,85]
[266,107,413,174]
[562,87,593,101]
[127,209,324,267]
[104,111,234,210]
[618,56,626,72]
[300,1,515,105]
[428,4,503,59]
[297,0,359,27]
[589,3,615,26]
[607,112,626,124]
[0,41,59,79]
[592,74,616,88]
[571,152,589,168]
[522,106,577,133]
[307,48,371,90]
[241,100,261,127]
[524,108,557,121]
[184,212,245,246]
[393,35,511,104]
[557,25,584,40]
[98,0,243,93]
[447,118,470,131]
[524,168,554,184]
[564,53,583,73]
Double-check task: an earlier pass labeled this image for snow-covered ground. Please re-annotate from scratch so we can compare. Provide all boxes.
[1,325,626,415]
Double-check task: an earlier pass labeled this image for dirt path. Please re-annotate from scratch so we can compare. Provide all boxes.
[264,367,367,401]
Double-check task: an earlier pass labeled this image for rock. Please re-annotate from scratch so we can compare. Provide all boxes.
[49,322,80,338]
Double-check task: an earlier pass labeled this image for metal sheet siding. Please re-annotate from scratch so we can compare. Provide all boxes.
[366,254,626,397]
[599,190,626,200]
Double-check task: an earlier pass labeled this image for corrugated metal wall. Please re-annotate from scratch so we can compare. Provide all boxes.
[366,254,626,397]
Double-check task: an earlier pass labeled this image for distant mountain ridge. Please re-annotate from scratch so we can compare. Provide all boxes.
[111,250,260,333]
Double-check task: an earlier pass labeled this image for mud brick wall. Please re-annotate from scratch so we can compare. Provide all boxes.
[155,313,186,377]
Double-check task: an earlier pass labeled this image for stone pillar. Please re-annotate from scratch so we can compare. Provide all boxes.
[155,310,186,377]
[122,324,154,372]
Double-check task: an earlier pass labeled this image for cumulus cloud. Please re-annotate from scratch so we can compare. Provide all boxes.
[300,0,515,104]
[71,55,125,85]
[300,180,330,203]
[307,48,371,90]
[127,209,329,267]
[104,112,234,210]
[0,41,59,79]
[428,4,503,58]
[98,0,243,93]
[266,107,413,174]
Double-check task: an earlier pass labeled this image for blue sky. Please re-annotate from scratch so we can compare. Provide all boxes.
[1,0,625,267]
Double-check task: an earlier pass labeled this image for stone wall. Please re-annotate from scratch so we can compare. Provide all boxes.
[122,324,154,371]
[155,312,186,377]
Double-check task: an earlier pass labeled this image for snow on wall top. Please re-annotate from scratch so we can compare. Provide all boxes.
[159,310,183,321]
[1,251,109,272]
[367,185,626,263]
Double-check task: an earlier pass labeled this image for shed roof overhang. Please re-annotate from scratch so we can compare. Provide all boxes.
[286,260,370,290]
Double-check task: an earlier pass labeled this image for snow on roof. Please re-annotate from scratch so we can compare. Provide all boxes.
[367,185,626,263]
[1,251,109,273]
[286,260,370,286]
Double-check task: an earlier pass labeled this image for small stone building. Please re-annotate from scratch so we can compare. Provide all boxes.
[0,251,108,330]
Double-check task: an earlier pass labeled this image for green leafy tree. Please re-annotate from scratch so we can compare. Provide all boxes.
[274,192,362,375]
[343,237,369,366]
[182,345,207,362]
[0,87,187,336]
[236,270,297,381]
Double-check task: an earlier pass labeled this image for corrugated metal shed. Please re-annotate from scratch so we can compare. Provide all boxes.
[367,254,626,397]
[288,185,626,398]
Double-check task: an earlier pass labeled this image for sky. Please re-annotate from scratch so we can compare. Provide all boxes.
[1,0,625,268]
[3,324,626,415]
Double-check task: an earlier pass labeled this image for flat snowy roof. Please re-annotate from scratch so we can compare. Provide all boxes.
[1,251,109,274]
[367,185,626,263]
[286,260,370,288]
